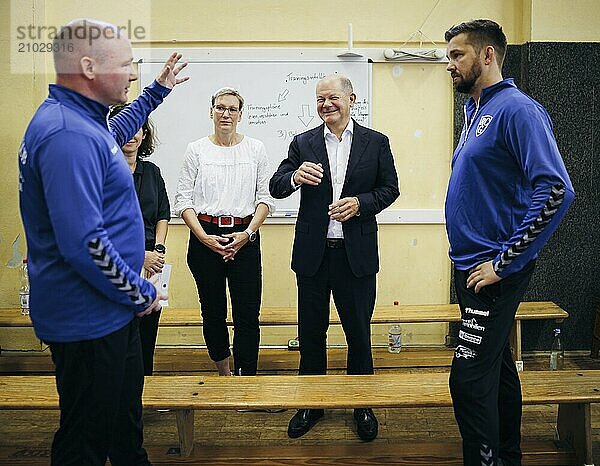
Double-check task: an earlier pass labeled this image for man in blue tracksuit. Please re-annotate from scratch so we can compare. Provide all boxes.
[19,19,188,466]
[444,20,574,466]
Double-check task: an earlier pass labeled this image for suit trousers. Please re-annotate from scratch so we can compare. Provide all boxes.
[450,260,535,466]
[296,245,376,375]
[47,319,150,466]
[187,223,262,375]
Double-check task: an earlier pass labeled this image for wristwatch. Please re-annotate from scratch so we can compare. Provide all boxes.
[154,244,166,254]
[244,228,257,242]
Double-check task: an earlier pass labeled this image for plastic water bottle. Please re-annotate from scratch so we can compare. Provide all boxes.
[549,328,564,370]
[19,259,30,316]
[388,324,402,353]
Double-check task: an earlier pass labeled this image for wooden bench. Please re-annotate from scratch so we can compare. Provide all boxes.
[0,370,597,464]
[0,301,568,367]
[0,347,457,374]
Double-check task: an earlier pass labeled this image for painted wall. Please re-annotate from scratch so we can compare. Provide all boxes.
[529,0,599,42]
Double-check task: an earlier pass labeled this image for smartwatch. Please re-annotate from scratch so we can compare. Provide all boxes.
[244,228,257,242]
[154,244,166,254]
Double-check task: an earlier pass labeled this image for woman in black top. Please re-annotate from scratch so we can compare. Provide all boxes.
[110,104,170,375]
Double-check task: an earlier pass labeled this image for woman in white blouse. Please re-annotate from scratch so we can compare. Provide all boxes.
[174,88,275,376]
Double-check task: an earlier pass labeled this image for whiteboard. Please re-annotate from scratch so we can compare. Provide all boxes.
[138,60,371,216]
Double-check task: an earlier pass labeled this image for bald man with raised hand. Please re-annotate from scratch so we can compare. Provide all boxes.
[19,19,188,466]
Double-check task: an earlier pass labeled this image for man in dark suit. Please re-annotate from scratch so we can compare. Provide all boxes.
[269,75,399,441]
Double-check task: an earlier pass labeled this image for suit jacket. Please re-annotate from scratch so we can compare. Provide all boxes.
[269,120,399,278]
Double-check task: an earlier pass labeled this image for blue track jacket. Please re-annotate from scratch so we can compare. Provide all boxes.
[19,81,170,342]
[445,79,574,278]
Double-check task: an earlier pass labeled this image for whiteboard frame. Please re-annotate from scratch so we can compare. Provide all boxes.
[133,47,445,225]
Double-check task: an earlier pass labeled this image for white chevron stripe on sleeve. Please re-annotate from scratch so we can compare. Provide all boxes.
[87,238,151,306]
[495,184,565,273]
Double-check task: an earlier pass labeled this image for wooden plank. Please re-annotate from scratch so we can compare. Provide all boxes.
[0,347,456,374]
[0,311,32,327]
[175,409,195,457]
[147,441,576,465]
[1,370,598,411]
[0,441,577,465]
[0,301,568,327]
[152,346,454,372]
[156,325,370,347]
[155,322,448,347]
[0,327,44,351]
[155,301,569,325]
[510,320,523,362]
[557,403,594,466]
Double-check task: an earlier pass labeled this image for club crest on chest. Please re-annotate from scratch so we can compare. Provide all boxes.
[476,115,493,137]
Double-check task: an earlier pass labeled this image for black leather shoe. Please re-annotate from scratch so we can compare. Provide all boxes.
[287,409,324,438]
[354,408,378,441]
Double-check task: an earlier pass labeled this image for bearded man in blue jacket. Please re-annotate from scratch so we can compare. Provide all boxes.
[19,19,188,466]
[444,19,574,466]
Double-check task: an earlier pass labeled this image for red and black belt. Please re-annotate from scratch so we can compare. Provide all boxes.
[197,213,252,227]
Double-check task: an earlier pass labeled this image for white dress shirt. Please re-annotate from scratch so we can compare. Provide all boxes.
[325,119,353,238]
[173,136,275,217]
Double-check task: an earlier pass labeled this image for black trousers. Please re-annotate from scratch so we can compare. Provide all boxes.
[296,245,376,375]
[450,261,535,466]
[138,310,161,376]
[187,222,262,375]
[138,246,163,376]
[47,319,150,466]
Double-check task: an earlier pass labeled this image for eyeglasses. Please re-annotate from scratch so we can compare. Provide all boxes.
[213,105,240,115]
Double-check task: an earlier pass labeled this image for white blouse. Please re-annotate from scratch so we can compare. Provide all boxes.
[174,136,275,218]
